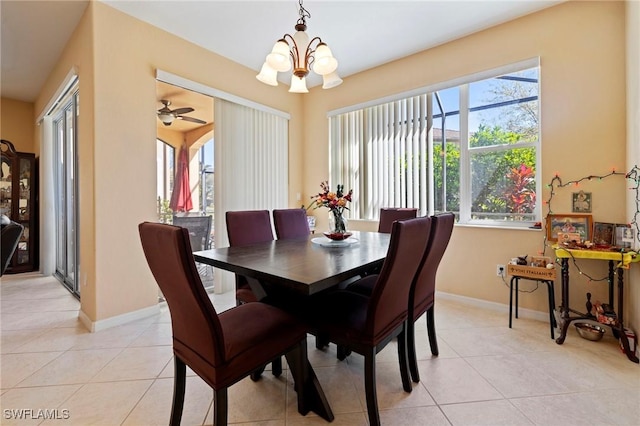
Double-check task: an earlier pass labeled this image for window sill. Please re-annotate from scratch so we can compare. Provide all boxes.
[455,222,542,232]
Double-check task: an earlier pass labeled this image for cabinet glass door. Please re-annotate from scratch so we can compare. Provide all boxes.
[0,156,11,217]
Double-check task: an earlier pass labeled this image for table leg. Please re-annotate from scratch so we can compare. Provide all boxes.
[285,340,335,421]
[556,258,571,344]
[608,260,615,307]
[515,279,519,319]
[615,267,639,363]
[509,276,516,329]
[546,280,555,340]
[246,277,268,300]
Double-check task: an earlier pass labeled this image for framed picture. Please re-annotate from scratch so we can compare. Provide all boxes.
[615,224,634,249]
[592,222,615,246]
[546,214,593,242]
[572,190,592,213]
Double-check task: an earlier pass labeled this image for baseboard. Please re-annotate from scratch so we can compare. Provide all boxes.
[79,304,161,332]
[436,290,551,323]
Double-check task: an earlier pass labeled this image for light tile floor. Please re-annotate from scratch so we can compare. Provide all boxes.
[1,273,639,425]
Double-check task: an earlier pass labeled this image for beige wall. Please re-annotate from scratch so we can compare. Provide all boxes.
[1,98,35,153]
[303,1,629,317]
[34,1,302,325]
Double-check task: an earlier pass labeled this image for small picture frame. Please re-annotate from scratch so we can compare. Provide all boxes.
[615,224,634,249]
[572,190,592,213]
[592,222,615,246]
[546,214,593,242]
[557,232,581,244]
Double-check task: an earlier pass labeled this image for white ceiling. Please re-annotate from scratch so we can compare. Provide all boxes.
[1,0,563,103]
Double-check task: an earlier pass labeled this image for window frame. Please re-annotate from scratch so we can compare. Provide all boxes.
[156,139,175,208]
[328,57,541,228]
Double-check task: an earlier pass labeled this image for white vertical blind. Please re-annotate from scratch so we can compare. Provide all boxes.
[213,98,289,294]
[330,94,431,220]
[213,98,289,248]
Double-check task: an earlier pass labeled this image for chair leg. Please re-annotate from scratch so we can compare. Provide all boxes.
[397,323,412,392]
[250,365,266,381]
[170,357,186,426]
[336,345,351,360]
[272,357,282,377]
[213,388,228,426]
[363,349,381,426]
[426,306,439,356]
[315,334,329,349]
[407,319,419,383]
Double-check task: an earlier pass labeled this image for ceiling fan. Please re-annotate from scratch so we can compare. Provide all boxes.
[157,100,206,126]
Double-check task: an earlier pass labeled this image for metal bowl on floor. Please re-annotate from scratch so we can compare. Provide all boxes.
[574,322,605,341]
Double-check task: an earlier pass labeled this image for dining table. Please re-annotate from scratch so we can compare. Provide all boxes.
[193,230,391,422]
[193,230,391,298]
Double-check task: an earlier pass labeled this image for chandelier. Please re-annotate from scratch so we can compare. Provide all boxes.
[256,0,342,93]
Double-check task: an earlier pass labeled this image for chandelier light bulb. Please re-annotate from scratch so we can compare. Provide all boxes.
[266,40,292,72]
[322,71,343,89]
[289,75,309,93]
[312,43,338,75]
[256,62,278,86]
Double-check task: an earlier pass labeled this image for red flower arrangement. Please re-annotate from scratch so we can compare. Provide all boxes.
[310,181,352,213]
[309,181,353,236]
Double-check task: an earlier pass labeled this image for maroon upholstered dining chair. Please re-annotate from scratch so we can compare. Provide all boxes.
[407,212,454,382]
[377,207,418,233]
[225,210,282,378]
[273,208,310,240]
[225,210,274,305]
[139,222,322,426]
[348,213,455,384]
[300,216,432,426]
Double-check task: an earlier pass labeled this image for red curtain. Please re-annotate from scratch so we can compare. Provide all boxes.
[169,145,193,212]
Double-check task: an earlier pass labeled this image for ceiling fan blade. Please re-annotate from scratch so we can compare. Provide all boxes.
[171,107,194,115]
[178,116,206,124]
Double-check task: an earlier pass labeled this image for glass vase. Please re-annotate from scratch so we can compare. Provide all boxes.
[328,209,348,234]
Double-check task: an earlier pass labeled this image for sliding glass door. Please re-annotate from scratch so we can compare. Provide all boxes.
[52,87,79,296]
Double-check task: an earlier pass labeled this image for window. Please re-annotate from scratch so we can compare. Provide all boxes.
[156,139,175,222]
[198,138,214,215]
[329,59,540,226]
[52,83,80,295]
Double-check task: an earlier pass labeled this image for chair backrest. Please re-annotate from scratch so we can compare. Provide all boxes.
[139,222,226,371]
[410,212,455,320]
[273,208,310,240]
[366,216,432,339]
[377,208,418,233]
[226,210,274,247]
[1,221,23,275]
[172,215,212,251]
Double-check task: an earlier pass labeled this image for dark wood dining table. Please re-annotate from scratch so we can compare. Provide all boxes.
[193,230,391,297]
[193,231,391,422]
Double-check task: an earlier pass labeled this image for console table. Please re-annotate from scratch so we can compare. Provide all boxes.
[553,246,639,363]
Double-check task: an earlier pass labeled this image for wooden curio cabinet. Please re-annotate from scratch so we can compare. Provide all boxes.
[1,139,38,273]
